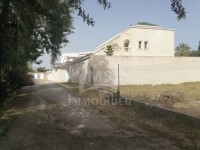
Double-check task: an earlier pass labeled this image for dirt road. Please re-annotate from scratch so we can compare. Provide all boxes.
[0,80,180,150]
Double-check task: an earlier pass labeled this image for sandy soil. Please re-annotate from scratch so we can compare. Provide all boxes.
[0,80,180,150]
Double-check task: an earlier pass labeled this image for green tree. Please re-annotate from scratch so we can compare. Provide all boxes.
[190,50,200,57]
[36,67,46,72]
[198,41,200,51]
[0,0,73,102]
[0,0,111,102]
[189,42,200,57]
[171,0,186,20]
[104,45,114,56]
[175,43,191,56]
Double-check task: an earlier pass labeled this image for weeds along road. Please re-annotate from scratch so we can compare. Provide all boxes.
[0,80,180,150]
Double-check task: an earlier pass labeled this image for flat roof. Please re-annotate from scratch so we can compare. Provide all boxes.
[136,22,158,26]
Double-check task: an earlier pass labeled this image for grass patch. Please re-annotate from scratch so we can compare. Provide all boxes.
[120,82,200,117]
[120,82,200,103]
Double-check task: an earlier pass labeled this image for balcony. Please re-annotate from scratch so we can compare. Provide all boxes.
[124,47,131,52]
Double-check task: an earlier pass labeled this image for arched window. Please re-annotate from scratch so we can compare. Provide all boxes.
[124,39,130,52]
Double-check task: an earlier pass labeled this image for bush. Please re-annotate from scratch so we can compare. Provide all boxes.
[0,68,28,104]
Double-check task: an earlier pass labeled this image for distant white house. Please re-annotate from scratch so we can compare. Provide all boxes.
[94,22,175,56]
[47,51,92,82]
[60,51,93,63]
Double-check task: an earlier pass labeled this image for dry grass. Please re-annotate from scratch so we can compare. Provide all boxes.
[63,82,200,150]
[64,82,200,116]
[120,82,200,116]
[147,115,200,150]
[120,82,200,101]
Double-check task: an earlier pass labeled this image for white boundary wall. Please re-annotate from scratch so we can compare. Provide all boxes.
[67,56,200,86]
[33,73,45,80]
[49,68,68,82]
[34,68,68,83]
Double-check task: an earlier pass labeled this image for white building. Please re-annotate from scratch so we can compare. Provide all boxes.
[95,22,175,56]
[60,51,93,63]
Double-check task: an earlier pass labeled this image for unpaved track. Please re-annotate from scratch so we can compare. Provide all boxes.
[0,80,180,150]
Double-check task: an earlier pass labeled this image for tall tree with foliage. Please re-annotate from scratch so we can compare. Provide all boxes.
[171,0,186,20]
[104,45,114,56]
[175,43,191,56]
[0,0,111,102]
[0,0,74,102]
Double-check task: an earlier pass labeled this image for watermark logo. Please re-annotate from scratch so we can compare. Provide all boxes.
[68,95,132,106]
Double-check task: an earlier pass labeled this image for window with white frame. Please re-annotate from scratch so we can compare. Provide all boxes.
[138,41,149,50]
[144,41,148,49]
[138,41,142,49]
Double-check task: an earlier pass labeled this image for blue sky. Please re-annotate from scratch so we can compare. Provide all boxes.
[35,0,200,68]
